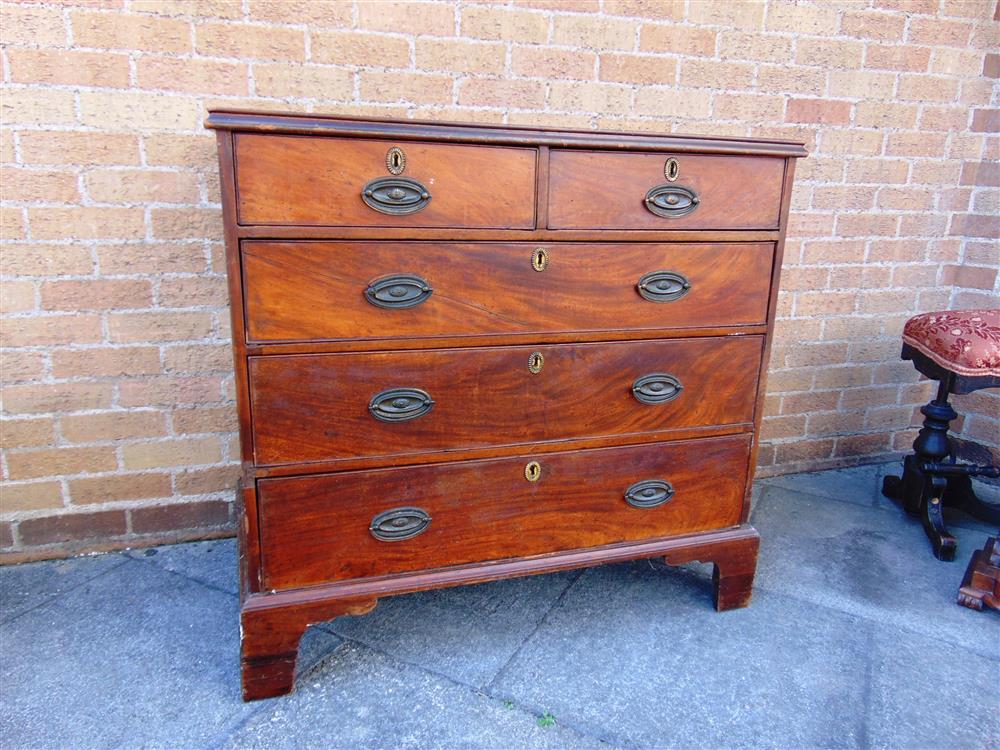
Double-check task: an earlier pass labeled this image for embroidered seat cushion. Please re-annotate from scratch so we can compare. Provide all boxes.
[902,309,1000,377]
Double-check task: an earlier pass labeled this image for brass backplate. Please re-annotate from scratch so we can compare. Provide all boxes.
[386,146,406,175]
[664,157,679,182]
[532,247,548,272]
[528,351,544,374]
[524,461,541,482]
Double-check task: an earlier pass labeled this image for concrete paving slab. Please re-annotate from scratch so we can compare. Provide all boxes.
[221,641,607,750]
[752,485,1000,658]
[126,537,238,596]
[868,626,1000,749]
[490,559,873,750]
[0,552,127,624]
[328,570,577,689]
[759,462,895,508]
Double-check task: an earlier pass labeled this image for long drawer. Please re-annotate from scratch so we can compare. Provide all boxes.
[242,241,774,343]
[248,336,762,466]
[548,150,785,230]
[234,134,537,228]
[257,434,751,590]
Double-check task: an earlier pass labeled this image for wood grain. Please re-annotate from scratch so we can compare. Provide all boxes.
[242,241,775,343]
[248,336,763,466]
[257,435,751,589]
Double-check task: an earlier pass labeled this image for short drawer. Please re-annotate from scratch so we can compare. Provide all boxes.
[242,241,774,343]
[249,336,762,466]
[547,150,785,230]
[234,134,537,228]
[257,434,750,589]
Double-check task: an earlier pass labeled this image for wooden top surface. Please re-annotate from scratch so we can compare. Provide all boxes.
[205,109,808,158]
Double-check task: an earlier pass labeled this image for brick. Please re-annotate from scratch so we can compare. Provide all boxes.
[131,500,231,534]
[7,49,130,88]
[357,1,454,35]
[108,311,213,343]
[912,159,963,186]
[254,63,354,98]
[122,437,221,469]
[680,59,751,90]
[513,46,596,81]
[760,415,807,441]
[864,44,930,73]
[801,240,865,266]
[84,169,200,205]
[549,81,629,115]
[552,15,636,50]
[461,6,549,44]
[714,93,783,122]
[72,11,191,53]
[958,78,994,106]
[61,411,166,444]
[828,266,890,290]
[195,23,305,60]
[839,10,905,41]
[640,24,716,57]
[79,91,202,131]
[854,102,917,129]
[812,186,876,211]
[1,352,46,383]
[1,167,80,203]
[3,207,26,240]
[796,291,857,315]
[19,131,141,166]
[687,0,764,29]
[960,161,999,187]
[6,447,117,481]
[897,75,960,103]
[0,4,66,47]
[173,465,238,495]
[0,89,77,126]
[310,31,410,68]
[171,405,238,434]
[458,78,545,109]
[0,281,35,315]
[1,314,103,348]
[787,99,851,125]
[603,0,683,19]
[972,190,1000,214]
[971,109,1000,133]
[931,48,982,77]
[773,439,835,464]
[1,482,63,513]
[119,376,222,407]
[635,87,712,119]
[877,188,935,211]
[361,71,453,105]
[836,214,898,238]
[29,207,144,240]
[19,511,127,546]
[886,132,948,158]
[162,344,231,374]
[41,280,152,311]
[50,347,161,379]
[985,53,1000,78]
[949,214,1000,239]
[2,418,55,449]
[143,135,216,168]
[719,32,792,63]
[827,71,895,100]
[820,130,884,156]
[907,17,972,46]
[96,243,207,276]
[755,65,825,96]
[874,0,938,12]
[69,473,172,505]
[3,382,114,415]
[418,39,506,76]
[131,0,242,18]
[516,0,600,9]
[780,391,841,416]
[150,208,223,240]
[796,39,864,69]
[942,264,998,289]
[137,56,248,96]
[248,0,353,25]
[765,2,839,34]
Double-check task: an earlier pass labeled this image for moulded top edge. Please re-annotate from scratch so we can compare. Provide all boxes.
[205,109,809,158]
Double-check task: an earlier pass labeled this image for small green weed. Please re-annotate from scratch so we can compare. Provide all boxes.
[536,711,556,728]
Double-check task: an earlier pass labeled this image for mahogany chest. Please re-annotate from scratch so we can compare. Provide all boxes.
[206,110,806,701]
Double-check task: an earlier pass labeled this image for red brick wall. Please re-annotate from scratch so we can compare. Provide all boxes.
[1,0,998,561]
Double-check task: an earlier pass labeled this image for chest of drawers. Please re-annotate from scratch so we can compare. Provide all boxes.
[207,110,806,701]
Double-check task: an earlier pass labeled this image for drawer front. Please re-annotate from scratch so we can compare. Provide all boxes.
[548,150,784,230]
[258,435,750,589]
[234,134,537,228]
[243,241,774,343]
[249,336,762,466]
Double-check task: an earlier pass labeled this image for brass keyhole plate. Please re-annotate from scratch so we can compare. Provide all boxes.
[528,351,544,374]
[524,461,541,482]
[664,157,679,182]
[386,146,406,175]
[532,247,548,272]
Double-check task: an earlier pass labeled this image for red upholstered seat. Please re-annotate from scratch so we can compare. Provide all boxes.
[902,309,1000,377]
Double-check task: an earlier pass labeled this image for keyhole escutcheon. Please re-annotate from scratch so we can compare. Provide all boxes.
[528,351,544,374]
[532,247,548,272]
[524,461,541,482]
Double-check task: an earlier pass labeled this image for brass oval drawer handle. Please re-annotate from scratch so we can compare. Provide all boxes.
[632,373,683,405]
[369,387,434,422]
[625,479,675,509]
[362,176,431,215]
[370,506,431,542]
[365,274,433,309]
[644,184,699,218]
[636,270,691,303]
